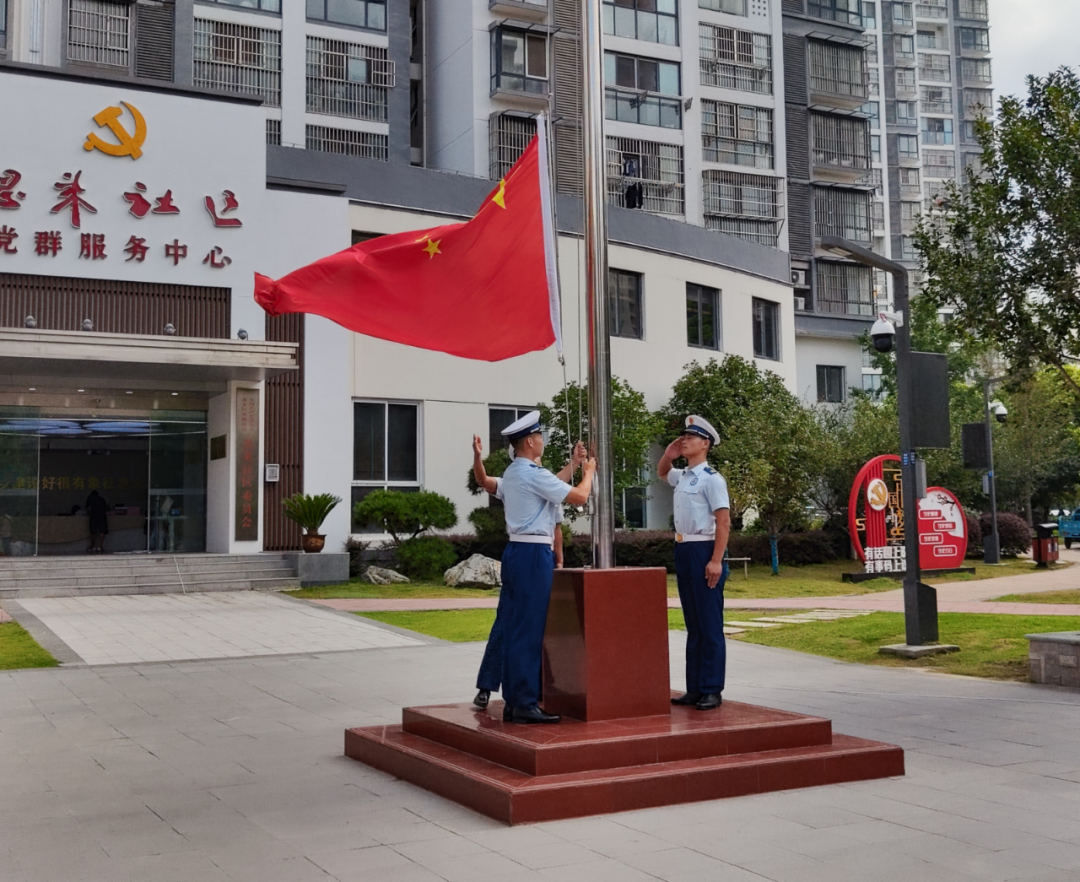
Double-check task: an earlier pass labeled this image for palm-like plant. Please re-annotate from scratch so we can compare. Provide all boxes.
[281,492,341,535]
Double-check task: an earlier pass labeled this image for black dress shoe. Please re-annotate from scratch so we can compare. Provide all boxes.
[671,692,702,706]
[473,689,490,709]
[696,693,722,710]
[511,705,561,724]
[502,704,513,721]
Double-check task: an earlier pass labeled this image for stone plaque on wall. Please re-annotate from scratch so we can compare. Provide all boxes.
[235,389,259,542]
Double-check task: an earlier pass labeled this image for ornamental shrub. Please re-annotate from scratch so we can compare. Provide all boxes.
[467,506,506,541]
[964,512,983,559]
[978,512,1032,557]
[353,489,457,542]
[395,536,458,580]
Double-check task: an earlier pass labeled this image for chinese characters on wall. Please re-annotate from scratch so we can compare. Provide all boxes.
[235,388,260,542]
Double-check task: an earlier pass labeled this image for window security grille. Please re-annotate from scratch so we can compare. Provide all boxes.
[815,262,873,316]
[914,0,946,18]
[489,114,537,181]
[811,114,870,170]
[306,37,394,121]
[958,0,988,21]
[807,0,862,26]
[306,125,389,160]
[68,0,130,68]
[266,119,281,146]
[607,137,685,216]
[920,86,952,115]
[702,170,783,246]
[814,187,871,242]
[194,19,281,106]
[701,101,774,169]
[808,40,868,100]
[896,68,916,93]
[961,58,992,84]
[918,53,950,82]
[699,25,772,94]
[922,149,955,177]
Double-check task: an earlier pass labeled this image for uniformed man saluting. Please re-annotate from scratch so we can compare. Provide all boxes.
[498,411,596,724]
[658,415,730,711]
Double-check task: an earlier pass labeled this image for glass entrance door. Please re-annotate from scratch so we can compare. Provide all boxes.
[0,408,40,557]
[148,414,208,553]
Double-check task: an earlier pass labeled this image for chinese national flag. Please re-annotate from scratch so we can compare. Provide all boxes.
[254,123,561,362]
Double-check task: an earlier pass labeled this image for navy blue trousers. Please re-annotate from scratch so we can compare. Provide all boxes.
[674,542,728,695]
[476,590,506,692]
[499,542,555,710]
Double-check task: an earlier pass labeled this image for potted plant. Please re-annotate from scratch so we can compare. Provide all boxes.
[282,492,341,553]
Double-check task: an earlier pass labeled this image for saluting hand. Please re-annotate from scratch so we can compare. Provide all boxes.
[472,435,483,458]
[663,437,683,460]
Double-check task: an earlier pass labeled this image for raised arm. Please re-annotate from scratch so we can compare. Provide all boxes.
[563,457,597,506]
[658,437,683,480]
[472,435,499,495]
[555,440,587,483]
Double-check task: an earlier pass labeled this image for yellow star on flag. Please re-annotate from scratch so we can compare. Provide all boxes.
[422,238,442,259]
[493,179,507,209]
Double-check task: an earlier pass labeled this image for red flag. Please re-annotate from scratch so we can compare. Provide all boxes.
[255,122,561,362]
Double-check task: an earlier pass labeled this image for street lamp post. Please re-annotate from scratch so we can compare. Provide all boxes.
[982,375,1008,564]
[820,236,937,646]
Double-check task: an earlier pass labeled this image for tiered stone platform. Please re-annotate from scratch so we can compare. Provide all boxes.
[345,567,904,824]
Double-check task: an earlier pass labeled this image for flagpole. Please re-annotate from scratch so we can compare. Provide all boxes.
[580,0,614,569]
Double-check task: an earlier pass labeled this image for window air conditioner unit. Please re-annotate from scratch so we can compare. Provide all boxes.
[791,269,807,287]
[794,296,807,311]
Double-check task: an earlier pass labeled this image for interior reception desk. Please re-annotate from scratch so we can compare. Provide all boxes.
[37,515,147,554]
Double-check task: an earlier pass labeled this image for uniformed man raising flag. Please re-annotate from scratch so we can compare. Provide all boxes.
[659,416,730,711]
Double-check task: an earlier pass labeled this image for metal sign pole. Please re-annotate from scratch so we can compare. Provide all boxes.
[581,0,614,569]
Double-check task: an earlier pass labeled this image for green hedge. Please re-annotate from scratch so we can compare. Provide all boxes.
[446,529,846,572]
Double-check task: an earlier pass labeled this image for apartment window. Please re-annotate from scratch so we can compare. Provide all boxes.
[808,40,867,99]
[816,262,873,316]
[307,37,393,120]
[306,125,389,160]
[814,187,871,242]
[607,137,685,215]
[964,152,983,176]
[923,148,955,177]
[266,119,281,146]
[489,114,536,181]
[193,20,281,106]
[868,67,879,96]
[916,29,940,49]
[894,35,914,60]
[921,117,952,145]
[871,134,881,162]
[897,134,919,158]
[866,43,878,65]
[919,52,950,81]
[900,235,918,260]
[811,113,871,170]
[702,101,773,169]
[961,57,991,84]
[491,28,548,95]
[608,269,643,339]
[68,0,130,68]
[605,52,681,129]
[923,178,949,207]
[700,0,747,12]
[307,0,386,30]
[207,0,280,11]
[872,199,885,228]
[817,366,846,403]
[1,0,8,47]
[862,373,882,394]
[915,0,947,17]
[489,407,534,458]
[896,100,917,124]
[957,0,988,20]
[869,167,883,195]
[603,0,679,46]
[964,88,992,118]
[861,2,876,28]
[892,2,912,26]
[352,401,419,531]
[900,200,921,232]
[961,120,979,144]
[807,0,862,26]
[920,86,952,114]
[619,488,646,529]
[958,27,989,52]
[702,170,783,246]
[752,298,779,361]
[899,166,920,196]
[686,283,720,349]
[699,24,772,94]
[896,68,915,92]
[862,101,880,129]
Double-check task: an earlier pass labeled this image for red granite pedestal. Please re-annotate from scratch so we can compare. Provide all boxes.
[344,568,904,824]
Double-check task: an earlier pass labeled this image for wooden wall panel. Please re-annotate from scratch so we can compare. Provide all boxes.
[263,312,305,551]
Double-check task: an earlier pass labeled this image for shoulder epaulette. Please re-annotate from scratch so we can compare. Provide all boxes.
[704,466,716,475]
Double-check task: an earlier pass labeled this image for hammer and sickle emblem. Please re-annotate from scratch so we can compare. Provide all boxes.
[84,102,147,159]
[866,478,889,512]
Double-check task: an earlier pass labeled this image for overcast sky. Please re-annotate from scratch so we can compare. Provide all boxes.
[992,0,1080,103]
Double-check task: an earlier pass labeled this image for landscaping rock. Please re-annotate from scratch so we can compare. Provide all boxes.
[362,566,410,585]
[444,554,501,588]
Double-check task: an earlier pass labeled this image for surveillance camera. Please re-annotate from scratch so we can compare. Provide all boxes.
[993,403,1008,424]
[870,317,896,353]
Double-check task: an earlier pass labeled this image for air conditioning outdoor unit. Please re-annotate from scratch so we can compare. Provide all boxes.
[791,269,807,287]
[794,296,807,311]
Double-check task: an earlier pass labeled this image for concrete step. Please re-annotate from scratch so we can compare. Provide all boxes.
[0,567,298,590]
[0,554,294,572]
[0,576,301,599]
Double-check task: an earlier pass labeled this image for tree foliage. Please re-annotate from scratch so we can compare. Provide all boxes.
[915,67,1080,396]
[352,489,457,543]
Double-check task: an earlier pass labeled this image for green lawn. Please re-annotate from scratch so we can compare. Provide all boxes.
[0,622,58,670]
[731,611,1080,680]
[994,589,1080,604]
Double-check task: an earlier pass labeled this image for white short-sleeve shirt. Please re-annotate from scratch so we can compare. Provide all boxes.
[498,459,571,537]
[667,462,730,536]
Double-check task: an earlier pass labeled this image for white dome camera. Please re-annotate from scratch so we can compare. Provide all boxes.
[870,316,896,353]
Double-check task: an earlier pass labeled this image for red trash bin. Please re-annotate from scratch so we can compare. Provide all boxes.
[1033,523,1059,568]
